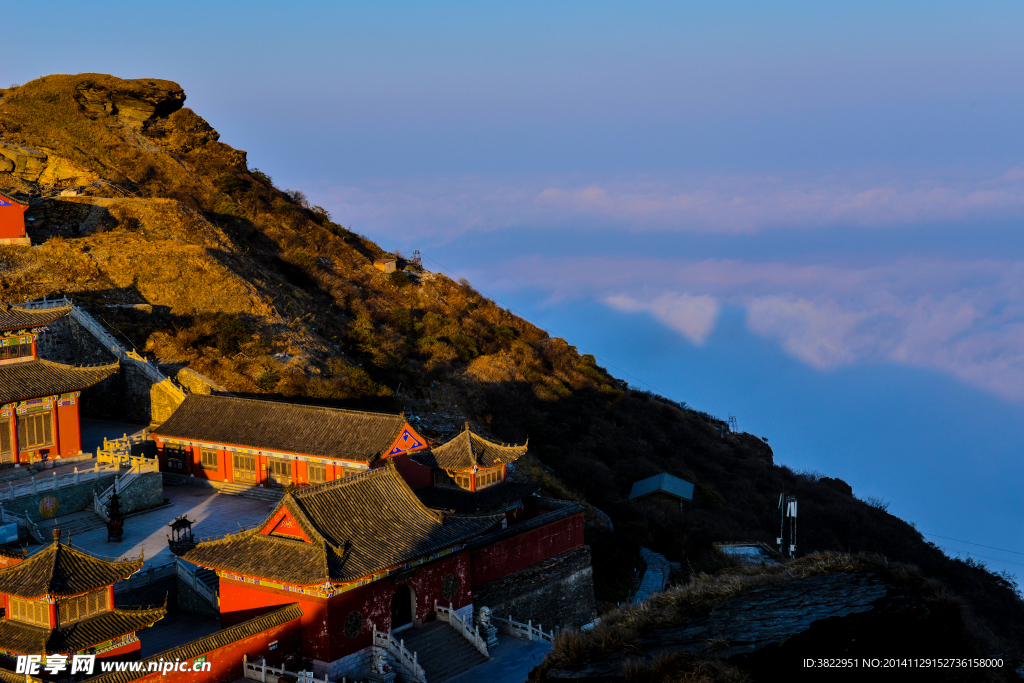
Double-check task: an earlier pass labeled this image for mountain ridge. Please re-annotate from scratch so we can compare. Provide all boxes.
[1,73,1021,670]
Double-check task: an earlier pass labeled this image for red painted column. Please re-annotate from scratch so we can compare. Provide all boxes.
[108,585,115,608]
[48,599,56,627]
[30,335,38,361]
[51,400,60,458]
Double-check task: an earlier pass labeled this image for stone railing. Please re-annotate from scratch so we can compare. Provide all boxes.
[113,559,176,594]
[243,655,342,683]
[492,614,556,643]
[371,623,426,683]
[96,431,154,468]
[0,462,116,503]
[0,505,43,543]
[94,460,158,521]
[435,601,489,658]
[22,296,188,402]
[175,559,219,609]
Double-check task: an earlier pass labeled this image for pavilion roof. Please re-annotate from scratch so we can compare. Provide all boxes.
[414,480,540,513]
[183,461,500,586]
[0,605,165,655]
[152,394,413,462]
[0,537,142,599]
[413,427,527,471]
[0,304,71,332]
[0,359,118,404]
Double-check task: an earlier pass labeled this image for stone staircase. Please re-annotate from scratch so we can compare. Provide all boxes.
[38,510,108,540]
[194,566,219,595]
[161,473,283,503]
[400,621,488,683]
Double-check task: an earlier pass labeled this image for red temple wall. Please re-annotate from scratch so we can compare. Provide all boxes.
[218,550,471,663]
[219,580,328,661]
[0,204,26,240]
[469,512,585,587]
[121,612,301,683]
[156,441,372,489]
[56,402,81,456]
[387,453,432,489]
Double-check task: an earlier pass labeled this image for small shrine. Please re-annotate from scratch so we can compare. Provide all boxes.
[166,514,197,556]
[0,529,165,664]
[0,303,118,467]
[411,424,535,515]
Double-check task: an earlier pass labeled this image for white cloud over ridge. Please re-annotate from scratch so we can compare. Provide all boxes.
[321,167,1024,237]
[606,293,720,345]
[488,256,1024,402]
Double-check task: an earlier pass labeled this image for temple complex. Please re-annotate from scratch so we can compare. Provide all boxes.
[0,304,118,466]
[0,306,597,683]
[0,530,165,664]
[181,458,588,678]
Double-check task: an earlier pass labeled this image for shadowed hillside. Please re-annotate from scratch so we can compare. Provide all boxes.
[1,74,1022,667]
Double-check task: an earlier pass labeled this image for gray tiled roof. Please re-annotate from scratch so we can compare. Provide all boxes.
[0,359,119,403]
[0,304,71,332]
[152,394,411,462]
[629,472,695,501]
[0,539,142,599]
[87,605,302,683]
[414,481,540,512]
[183,462,500,585]
[414,428,527,471]
[0,605,165,655]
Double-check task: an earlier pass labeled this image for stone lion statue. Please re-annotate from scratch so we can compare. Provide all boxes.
[477,606,493,629]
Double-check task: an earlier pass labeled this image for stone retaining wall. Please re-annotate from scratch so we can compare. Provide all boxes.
[472,545,597,632]
[0,474,115,521]
[118,471,164,514]
[177,576,219,618]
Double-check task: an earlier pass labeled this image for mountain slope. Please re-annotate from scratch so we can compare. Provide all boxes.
[1,73,1021,661]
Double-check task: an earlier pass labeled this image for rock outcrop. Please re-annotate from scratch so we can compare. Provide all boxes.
[538,572,984,682]
[74,77,186,128]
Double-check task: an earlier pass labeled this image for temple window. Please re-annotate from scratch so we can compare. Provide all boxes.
[200,448,219,470]
[475,466,502,490]
[453,472,471,490]
[165,444,186,471]
[308,462,326,484]
[9,597,51,627]
[57,589,108,625]
[0,342,32,361]
[17,411,53,450]
[268,458,292,487]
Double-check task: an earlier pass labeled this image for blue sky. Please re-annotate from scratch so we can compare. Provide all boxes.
[5,1,1024,577]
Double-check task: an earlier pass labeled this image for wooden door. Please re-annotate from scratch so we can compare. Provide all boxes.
[232,453,257,484]
[0,417,13,464]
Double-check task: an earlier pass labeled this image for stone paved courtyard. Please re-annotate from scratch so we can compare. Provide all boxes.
[31,483,275,569]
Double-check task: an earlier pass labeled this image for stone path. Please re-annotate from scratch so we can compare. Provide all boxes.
[631,547,671,605]
[30,484,273,569]
[444,635,553,683]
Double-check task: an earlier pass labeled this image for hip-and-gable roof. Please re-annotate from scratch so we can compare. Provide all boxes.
[152,394,419,463]
[183,461,500,586]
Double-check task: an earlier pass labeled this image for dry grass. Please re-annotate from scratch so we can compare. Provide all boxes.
[545,551,947,672]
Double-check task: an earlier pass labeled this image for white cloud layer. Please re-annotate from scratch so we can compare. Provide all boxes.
[321,167,1024,237]
[488,256,1024,402]
[606,293,720,345]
